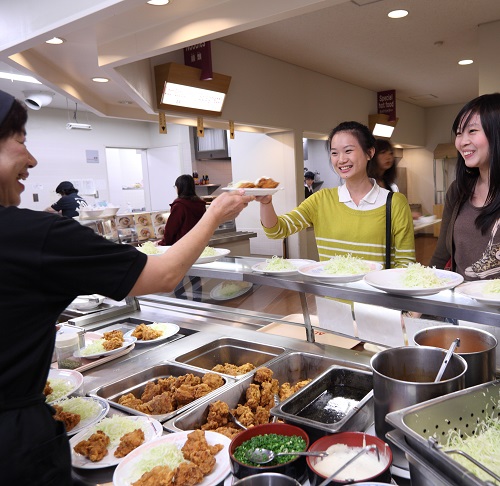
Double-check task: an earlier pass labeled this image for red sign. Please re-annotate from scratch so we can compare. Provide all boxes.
[184,42,213,80]
[377,90,396,121]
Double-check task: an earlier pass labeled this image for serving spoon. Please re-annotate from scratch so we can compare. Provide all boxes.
[434,338,460,382]
[246,448,328,464]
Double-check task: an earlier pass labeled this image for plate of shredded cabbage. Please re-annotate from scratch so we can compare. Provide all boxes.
[364,264,464,296]
[113,430,231,486]
[210,281,253,300]
[46,368,84,404]
[252,257,316,276]
[298,255,383,283]
[123,322,180,344]
[455,279,500,305]
[55,396,109,436]
[71,415,163,469]
[138,242,167,255]
[79,335,137,359]
[194,247,230,264]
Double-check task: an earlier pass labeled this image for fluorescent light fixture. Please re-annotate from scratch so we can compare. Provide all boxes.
[0,72,41,84]
[388,9,408,18]
[458,59,473,65]
[66,122,92,130]
[147,0,170,4]
[368,113,398,139]
[46,37,65,45]
[154,62,231,116]
[92,77,109,83]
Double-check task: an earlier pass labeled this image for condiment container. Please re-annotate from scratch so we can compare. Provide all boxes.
[55,332,82,370]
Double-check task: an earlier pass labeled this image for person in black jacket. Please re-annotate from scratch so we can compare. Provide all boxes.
[45,181,88,217]
[304,171,315,199]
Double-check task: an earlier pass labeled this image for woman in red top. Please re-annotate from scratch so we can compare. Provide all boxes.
[159,174,206,246]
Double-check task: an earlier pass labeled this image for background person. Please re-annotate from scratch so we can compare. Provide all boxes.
[431,92,500,280]
[304,170,315,199]
[45,180,88,218]
[257,121,415,268]
[0,89,253,486]
[368,139,398,192]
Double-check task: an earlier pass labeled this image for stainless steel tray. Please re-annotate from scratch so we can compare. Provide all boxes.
[386,379,500,486]
[271,365,374,443]
[88,360,233,422]
[163,351,343,433]
[173,336,286,379]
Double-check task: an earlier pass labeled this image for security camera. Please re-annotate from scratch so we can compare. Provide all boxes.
[23,91,54,110]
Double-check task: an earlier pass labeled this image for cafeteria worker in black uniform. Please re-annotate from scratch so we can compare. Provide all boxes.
[0,89,253,486]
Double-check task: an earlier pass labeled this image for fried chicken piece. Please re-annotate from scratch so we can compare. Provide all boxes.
[131,323,162,341]
[202,372,224,390]
[53,404,81,432]
[254,405,271,425]
[182,430,223,458]
[213,426,241,439]
[118,392,144,410]
[174,373,200,388]
[141,381,162,402]
[279,382,293,401]
[193,383,212,400]
[73,430,110,462]
[188,450,216,475]
[173,462,204,486]
[174,384,197,406]
[114,428,145,458]
[205,400,230,427]
[132,465,175,486]
[44,381,53,397]
[237,363,257,375]
[141,391,176,414]
[211,362,255,376]
[291,379,312,394]
[157,376,177,393]
[245,384,261,410]
[259,381,275,409]
[232,404,255,427]
[103,336,124,351]
[255,177,279,188]
[253,367,273,383]
[236,181,256,188]
[103,330,123,341]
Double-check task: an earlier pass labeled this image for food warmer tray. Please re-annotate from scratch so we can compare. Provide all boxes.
[386,379,500,486]
[88,361,235,423]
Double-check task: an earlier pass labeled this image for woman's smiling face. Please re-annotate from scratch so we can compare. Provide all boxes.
[0,131,37,207]
[455,113,490,172]
[330,131,373,182]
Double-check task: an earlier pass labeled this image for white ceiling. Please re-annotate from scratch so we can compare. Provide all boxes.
[1,0,500,122]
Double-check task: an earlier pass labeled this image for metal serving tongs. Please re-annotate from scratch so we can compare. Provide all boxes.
[317,444,380,486]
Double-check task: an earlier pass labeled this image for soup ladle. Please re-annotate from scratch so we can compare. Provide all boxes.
[434,338,460,382]
[246,448,328,464]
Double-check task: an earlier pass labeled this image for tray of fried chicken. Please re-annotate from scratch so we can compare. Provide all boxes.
[88,361,235,423]
[163,351,353,438]
[222,177,282,195]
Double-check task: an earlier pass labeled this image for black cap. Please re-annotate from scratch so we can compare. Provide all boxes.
[55,181,75,194]
[304,171,315,180]
[0,90,15,127]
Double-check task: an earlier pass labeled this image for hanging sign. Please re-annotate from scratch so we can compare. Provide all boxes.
[158,112,167,134]
[229,120,235,139]
[377,90,396,121]
[184,42,213,80]
[197,117,204,137]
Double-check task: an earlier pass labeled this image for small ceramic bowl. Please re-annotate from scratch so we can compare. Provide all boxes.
[306,432,392,485]
[233,473,301,486]
[229,423,309,482]
[79,208,105,220]
[100,206,119,217]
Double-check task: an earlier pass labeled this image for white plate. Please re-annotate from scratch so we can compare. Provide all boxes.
[298,260,383,283]
[195,248,230,264]
[455,280,500,305]
[124,322,180,344]
[71,415,163,469]
[57,396,110,437]
[113,430,231,486]
[210,281,253,301]
[79,336,137,359]
[252,259,316,276]
[69,294,105,311]
[364,268,464,296]
[221,187,283,196]
[46,368,84,404]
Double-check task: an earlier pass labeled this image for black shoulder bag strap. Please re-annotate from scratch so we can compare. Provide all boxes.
[385,191,393,269]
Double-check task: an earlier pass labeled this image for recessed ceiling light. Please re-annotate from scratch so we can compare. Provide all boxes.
[92,77,109,83]
[45,37,65,45]
[147,0,170,5]
[388,9,408,18]
[458,59,473,65]
[0,72,41,84]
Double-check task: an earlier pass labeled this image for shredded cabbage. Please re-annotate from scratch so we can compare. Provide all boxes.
[55,397,101,420]
[138,241,161,255]
[129,443,185,482]
[88,416,146,446]
[201,246,218,257]
[402,263,449,288]
[483,279,500,294]
[263,256,296,271]
[149,322,171,335]
[218,282,247,297]
[81,339,106,356]
[323,254,371,275]
[45,378,74,403]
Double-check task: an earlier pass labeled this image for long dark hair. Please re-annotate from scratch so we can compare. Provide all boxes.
[368,139,397,191]
[175,174,202,201]
[452,93,500,233]
[327,121,376,159]
[0,98,27,142]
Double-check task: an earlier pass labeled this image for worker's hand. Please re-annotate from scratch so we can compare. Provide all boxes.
[207,190,254,223]
[255,195,272,205]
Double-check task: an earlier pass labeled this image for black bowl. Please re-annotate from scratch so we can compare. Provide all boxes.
[229,423,309,482]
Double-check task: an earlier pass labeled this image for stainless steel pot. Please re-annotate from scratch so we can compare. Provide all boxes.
[233,473,301,486]
[413,325,497,388]
[370,346,467,440]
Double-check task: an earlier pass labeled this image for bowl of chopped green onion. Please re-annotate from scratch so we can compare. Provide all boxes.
[229,423,309,481]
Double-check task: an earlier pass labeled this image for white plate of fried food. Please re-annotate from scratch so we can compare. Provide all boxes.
[45,368,84,404]
[71,415,163,469]
[113,430,231,486]
[53,396,109,436]
[222,177,283,196]
[123,322,180,344]
[79,330,136,359]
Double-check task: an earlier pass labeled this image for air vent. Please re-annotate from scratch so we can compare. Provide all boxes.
[409,94,438,101]
[351,0,386,6]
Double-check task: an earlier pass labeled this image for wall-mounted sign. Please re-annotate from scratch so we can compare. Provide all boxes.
[377,90,396,121]
[86,149,99,164]
[184,42,213,80]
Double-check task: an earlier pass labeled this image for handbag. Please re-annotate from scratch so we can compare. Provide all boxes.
[385,192,393,269]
